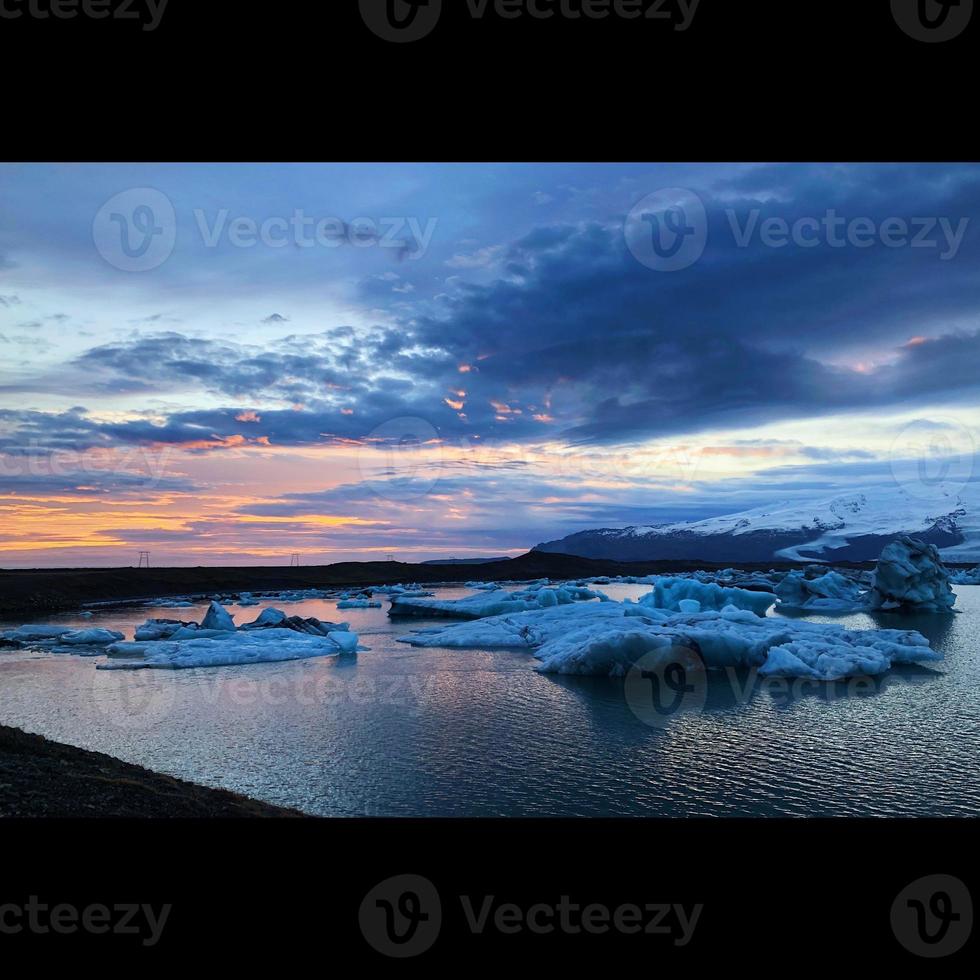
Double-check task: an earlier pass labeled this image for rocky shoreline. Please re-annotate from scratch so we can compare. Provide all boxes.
[0,725,304,818]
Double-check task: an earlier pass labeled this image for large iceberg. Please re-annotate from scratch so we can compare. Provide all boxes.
[871,536,956,613]
[398,601,940,681]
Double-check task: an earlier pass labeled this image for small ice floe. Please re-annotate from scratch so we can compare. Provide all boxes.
[57,629,125,645]
[1,625,76,643]
[0,625,124,656]
[101,603,359,670]
[950,566,980,585]
[398,601,940,681]
[871,536,956,613]
[337,599,383,609]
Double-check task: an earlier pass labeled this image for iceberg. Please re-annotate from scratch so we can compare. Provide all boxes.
[100,628,357,670]
[337,599,383,609]
[637,577,775,616]
[201,600,237,631]
[241,607,287,629]
[398,601,940,681]
[775,569,868,612]
[388,582,606,620]
[0,625,75,643]
[57,628,125,646]
[950,566,980,585]
[871,536,956,613]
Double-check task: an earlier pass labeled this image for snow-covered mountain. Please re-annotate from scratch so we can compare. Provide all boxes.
[534,484,980,564]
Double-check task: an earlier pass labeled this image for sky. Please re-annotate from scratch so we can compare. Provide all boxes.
[1,162,979,567]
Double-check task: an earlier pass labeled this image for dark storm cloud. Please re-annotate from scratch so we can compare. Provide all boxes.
[5,164,980,453]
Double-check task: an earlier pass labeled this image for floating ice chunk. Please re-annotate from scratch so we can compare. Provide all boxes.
[134,619,191,641]
[638,577,775,616]
[0,625,74,642]
[242,607,287,628]
[100,627,359,670]
[950,566,980,585]
[201,600,237,631]
[775,569,869,612]
[389,582,605,620]
[58,628,124,646]
[328,631,359,654]
[871,536,956,613]
[337,599,382,609]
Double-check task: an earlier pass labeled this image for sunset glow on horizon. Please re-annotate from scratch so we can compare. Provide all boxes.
[2,163,979,567]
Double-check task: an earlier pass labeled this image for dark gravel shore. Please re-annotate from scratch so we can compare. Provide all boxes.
[0,725,304,818]
[0,551,825,621]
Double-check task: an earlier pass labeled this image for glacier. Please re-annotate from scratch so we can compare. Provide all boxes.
[535,483,980,563]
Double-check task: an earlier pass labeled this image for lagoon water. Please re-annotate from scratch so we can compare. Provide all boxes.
[1,584,978,817]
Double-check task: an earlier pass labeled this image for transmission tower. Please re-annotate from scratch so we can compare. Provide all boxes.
[138,551,150,569]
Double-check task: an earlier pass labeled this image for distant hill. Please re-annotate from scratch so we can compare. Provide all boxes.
[421,557,511,565]
[535,484,980,564]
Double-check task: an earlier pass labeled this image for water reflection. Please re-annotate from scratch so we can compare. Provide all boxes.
[1,585,978,816]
